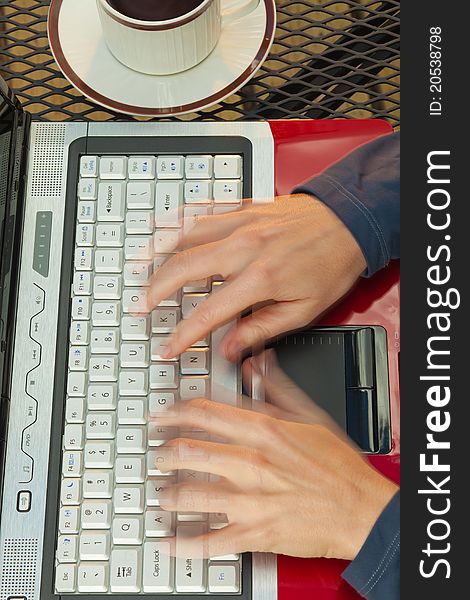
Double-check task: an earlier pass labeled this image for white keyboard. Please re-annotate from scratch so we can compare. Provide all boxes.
[55,154,244,594]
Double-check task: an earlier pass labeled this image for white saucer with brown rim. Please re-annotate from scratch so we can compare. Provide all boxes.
[48,0,276,117]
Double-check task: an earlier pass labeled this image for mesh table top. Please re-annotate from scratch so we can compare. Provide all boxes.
[0,0,399,126]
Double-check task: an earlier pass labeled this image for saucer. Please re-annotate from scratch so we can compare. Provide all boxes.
[48,0,276,117]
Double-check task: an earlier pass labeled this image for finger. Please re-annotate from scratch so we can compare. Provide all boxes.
[249,352,356,439]
[172,523,251,559]
[241,359,293,419]
[146,240,238,310]
[160,437,260,485]
[222,301,312,361]
[162,273,265,358]
[252,350,315,412]
[178,205,254,250]
[152,398,272,447]
[159,482,234,514]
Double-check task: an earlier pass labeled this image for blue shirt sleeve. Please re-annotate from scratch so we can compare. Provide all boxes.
[293,132,400,277]
[342,491,400,599]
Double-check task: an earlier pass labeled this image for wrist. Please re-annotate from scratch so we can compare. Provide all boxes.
[342,471,398,561]
[295,193,368,278]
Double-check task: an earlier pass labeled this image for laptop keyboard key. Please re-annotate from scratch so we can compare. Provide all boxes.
[157,156,184,179]
[143,541,174,592]
[77,562,109,592]
[175,524,206,592]
[112,516,144,545]
[98,182,126,220]
[84,441,114,469]
[80,156,99,178]
[55,563,77,593]
[81,501,112,529]
[127,181,155,209]
[78,201,97,224]
[60,150,245,595]
[57,534,79,562]
[100,157,127,179]
[79,532,111,560]
[110,547,142,592]
[128,156,155,180]
[59,506,80,534]
[83,471,113,498]
[208,563,240,593]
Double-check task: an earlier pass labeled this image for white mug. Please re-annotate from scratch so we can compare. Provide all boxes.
[97,0,261,75]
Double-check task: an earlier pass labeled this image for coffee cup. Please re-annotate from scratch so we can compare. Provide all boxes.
[97,0,261,75]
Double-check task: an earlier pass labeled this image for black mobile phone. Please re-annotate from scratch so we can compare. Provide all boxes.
[264,326,392,454]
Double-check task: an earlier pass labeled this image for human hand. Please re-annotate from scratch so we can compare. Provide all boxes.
[153,363,397,560]
[242,349,348,438]
[146,194,367,361]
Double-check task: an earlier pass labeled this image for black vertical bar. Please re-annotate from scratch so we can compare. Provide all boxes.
[402,1,468,596]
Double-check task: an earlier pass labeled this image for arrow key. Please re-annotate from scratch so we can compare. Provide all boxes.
[213,180,242,203]
[214,155,242,179]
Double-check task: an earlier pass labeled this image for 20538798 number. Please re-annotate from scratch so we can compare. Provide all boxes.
[429,27,442,93]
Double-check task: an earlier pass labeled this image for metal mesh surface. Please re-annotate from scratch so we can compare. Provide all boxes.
[0,0,399,126]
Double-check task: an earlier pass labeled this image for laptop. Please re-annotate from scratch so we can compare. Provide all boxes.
[0,75,397,600]
[0,75,276,600]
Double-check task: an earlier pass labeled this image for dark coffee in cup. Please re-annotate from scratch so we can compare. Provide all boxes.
[106,0,206,22]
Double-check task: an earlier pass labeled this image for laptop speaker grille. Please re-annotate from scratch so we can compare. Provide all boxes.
[30,123,66,197]
[0,538,39,600]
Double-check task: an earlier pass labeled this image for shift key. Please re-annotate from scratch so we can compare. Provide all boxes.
[175,524,206,592]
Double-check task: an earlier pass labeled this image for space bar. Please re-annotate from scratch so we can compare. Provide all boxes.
[211,321,238,406]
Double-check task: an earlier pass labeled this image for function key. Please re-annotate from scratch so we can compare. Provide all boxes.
[77,201,96,224]
[75,223,95,247]
[80,156,99,178]
[60,478,81,505]
[156,156,184,179]
[56,534,78,562]
[72,272,92,296]
[78,178,98,200]
[214,155,242,179]
[185,155,213,179]
[55,563,77,593]
[74,247,93,271]
[208,563,240,593]
[128,156,155,179]
[59,506,80,533]
[100,156,127,179]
